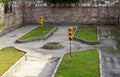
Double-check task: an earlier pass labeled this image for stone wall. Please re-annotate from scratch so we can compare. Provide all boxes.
[0,0,120,33]
[0,3,4,31]
[23,0,120,25]
[24,6,119,25]
[0,3,4,21]
[0,2,23,33]
[4,2,23,29]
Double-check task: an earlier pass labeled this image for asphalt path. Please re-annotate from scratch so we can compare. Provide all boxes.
[0,25,120,77]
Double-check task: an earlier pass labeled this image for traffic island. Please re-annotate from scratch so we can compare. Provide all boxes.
[42,42,63,50]
[15,26,57,43]
[53,50,100,77]
[73,26,100,45]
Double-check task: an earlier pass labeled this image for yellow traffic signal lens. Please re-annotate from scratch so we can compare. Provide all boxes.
[40,22,43,25]
[69,28,73,32]
[69,33,73,36]
[69,34,72,36]
[69,36,73,41]
[69,38,72,41]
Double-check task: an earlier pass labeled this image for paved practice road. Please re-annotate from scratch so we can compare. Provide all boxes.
[0,25,120,77]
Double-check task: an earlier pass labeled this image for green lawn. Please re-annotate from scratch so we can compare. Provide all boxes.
[0,0,7,3]
[116,42,120,51]
[0,0,3,2]
[0,0,16,3]
[74,27,98,42]
[19,26,55,40]
[0,47,25,76]
[55,50,100,77]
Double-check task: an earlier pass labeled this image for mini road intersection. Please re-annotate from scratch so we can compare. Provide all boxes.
[0,25,120,77]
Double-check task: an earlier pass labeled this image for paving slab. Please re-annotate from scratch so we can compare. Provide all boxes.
[13,54,60,77]
[0,25,37,48]
[99,26,120,77]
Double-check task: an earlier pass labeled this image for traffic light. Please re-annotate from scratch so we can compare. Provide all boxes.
[39,16,43,26]
[68,27,73,41]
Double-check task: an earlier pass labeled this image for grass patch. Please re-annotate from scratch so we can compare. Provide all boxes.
[116,41,120,51]
[55,50,100,77]
[0,0,3,2]
[19,26,55,40]
[74,27,98,42]
[0,47,25,76]
[0,0,16,3]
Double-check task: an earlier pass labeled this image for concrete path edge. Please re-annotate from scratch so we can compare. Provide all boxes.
[0,24,24,37]
[98,49,103,77]
[51,56,64,77]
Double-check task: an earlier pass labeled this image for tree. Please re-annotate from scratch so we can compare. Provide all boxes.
[1,0,14,13]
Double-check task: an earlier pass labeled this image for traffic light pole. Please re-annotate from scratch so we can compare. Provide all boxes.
[41,26,43,36]
[40,16,43,36]
[70,41,72,57]
[68,27,73,57]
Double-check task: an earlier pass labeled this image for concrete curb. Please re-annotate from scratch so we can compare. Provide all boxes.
[15,26,58,43]
[98,49,103,77]
[113,45,117,50]
[73,27,100,45]
[97,26,100,43]
[42,44,64,50]
[51,56,64,77]
[73,26,77,36]
[1,51,28,77]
